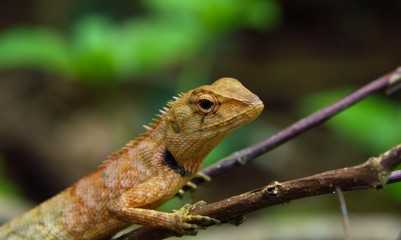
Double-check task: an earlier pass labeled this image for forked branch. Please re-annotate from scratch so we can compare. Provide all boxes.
[120,144,401,240]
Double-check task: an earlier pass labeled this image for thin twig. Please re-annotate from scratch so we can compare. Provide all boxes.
[387,170,401,184]
[335,187,351,240]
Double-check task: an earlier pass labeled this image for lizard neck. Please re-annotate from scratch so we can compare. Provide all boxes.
[145,119,210,177]
[163,126,231,176]
[161,149,193,177]
[135,119,201,177]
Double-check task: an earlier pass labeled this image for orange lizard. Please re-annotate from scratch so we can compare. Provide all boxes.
[0,78,264,239]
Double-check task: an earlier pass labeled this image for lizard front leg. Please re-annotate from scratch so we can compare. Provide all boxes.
[108,176,219,236]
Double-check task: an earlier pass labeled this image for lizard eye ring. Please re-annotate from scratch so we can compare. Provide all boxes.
[195,93,219,114]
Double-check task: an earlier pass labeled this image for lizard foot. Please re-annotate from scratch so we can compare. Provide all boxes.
[172,201,220,236]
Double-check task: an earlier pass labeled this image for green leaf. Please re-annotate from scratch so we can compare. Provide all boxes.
[143,0,280,33]
[71,15,119,83]
[0,28,73,75]
[116,20,203,76]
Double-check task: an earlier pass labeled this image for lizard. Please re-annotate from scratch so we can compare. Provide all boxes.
[0,77,264,240]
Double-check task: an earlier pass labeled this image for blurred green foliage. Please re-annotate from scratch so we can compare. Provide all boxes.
[0,29,73,75]
[0,0,280,84]
[299,88,401,154]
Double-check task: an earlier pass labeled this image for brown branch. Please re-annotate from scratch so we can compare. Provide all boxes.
[118,143,401,240]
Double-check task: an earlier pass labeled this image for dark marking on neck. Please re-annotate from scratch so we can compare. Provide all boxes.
[162,149,192,177]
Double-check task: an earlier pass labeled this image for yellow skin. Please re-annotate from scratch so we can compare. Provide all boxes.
[0,78,264,239]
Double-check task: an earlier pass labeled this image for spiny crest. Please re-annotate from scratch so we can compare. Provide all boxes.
[133,93,186,142]
[101,93,183,165]
[102,139,138,166]
[142,125,152,131]
[141,92,184,134]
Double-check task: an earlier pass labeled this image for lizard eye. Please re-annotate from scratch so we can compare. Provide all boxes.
[199,99,213,110]
[195,94,219,114]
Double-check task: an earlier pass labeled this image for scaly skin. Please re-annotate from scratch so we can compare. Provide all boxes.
[0,78,264,239]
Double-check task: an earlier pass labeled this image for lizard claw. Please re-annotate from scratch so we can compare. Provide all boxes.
[176,173,212,198]
[172,201,220,236]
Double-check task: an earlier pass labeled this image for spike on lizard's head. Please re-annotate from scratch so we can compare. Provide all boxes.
[162,77,264,173]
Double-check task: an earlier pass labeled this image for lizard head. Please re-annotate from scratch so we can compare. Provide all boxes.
[163,77,264,173]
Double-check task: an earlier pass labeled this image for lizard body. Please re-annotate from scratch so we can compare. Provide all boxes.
[0,78,264,239]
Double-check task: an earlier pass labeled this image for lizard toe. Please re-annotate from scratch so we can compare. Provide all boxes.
[185,214,221,226]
